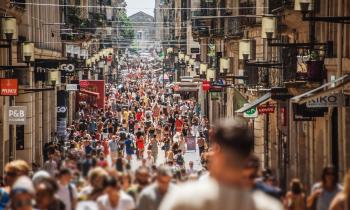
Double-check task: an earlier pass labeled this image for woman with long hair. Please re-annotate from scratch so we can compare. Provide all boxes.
[329,170,350,210]
[307,166,342,210]
[284,179,306,210]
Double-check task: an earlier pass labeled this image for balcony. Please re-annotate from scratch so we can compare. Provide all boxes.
[10,0,26,11]
[239,0,257,26]
[227,18,244,38]
[269,0,294,13]
[211,28,224,38]
[191,9,216,17]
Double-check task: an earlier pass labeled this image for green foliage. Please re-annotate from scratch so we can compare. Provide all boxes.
[118,11,135,46]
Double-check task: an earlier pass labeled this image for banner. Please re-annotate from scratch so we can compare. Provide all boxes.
[57,90,68,138]
[78,80,105,109]
[0,79,18,96]
[186,135,196,151]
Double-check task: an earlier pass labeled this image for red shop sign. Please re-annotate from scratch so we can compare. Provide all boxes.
[80,80,89,88]
[258,105,275,114]
[202,80,211,91]
[0,79,18,96]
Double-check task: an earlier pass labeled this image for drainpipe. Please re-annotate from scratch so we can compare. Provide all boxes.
[336,0,344,178]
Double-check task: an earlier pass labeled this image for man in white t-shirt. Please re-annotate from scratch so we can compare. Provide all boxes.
[97,176,135,210]
[56,168,77,210]
[159,118,283,210]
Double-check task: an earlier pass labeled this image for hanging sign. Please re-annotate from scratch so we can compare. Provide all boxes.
[258,105,275,114]
[244,107,258,118]
[66,84,79,91]
[202,80,210,91]
[306,94,344,108]
[8,106,27,125]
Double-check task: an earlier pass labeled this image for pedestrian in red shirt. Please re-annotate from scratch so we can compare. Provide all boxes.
[136,133,145,160]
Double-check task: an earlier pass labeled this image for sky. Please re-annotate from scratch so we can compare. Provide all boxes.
[126,0,155,17]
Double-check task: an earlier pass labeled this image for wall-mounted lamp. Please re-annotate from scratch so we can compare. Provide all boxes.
[262,15,277,39]
[22,41,35,64]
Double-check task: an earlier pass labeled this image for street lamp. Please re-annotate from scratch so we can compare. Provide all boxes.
[261,15,277,39]
[185,55,190,64]
[200,63,208,75]
[22,41,35,64]
[1,17,18,41]
[178,52,185,61]
[296,0,350,23]
[239,39,251,60]
[220,58,230,74]
[206,68,216,82]
[65,44,73,58]
[167,47,173,54]
[80,49,88,60]
[73,45,80,59]
[294,0,313,11]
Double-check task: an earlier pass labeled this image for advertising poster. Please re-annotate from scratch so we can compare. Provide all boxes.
[57,90,68,138]
[186,135,196,151]
[78,80,105,109]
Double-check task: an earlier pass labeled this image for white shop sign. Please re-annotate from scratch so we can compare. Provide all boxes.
[66,84,79,91]
[8,106,27,125]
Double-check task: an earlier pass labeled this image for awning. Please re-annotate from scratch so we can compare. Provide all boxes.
[235,92,271,113]
[233,89,248,111]
[80,89,100,97]
[291,74,350,104]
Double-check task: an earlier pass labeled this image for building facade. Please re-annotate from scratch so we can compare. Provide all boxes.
[166,0,350,189]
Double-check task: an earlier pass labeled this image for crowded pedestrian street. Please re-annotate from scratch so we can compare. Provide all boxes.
[1,0,350,210]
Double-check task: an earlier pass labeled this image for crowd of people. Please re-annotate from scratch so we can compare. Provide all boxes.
[0,63,350,210]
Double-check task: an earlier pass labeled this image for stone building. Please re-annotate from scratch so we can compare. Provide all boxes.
[129,11,156,50]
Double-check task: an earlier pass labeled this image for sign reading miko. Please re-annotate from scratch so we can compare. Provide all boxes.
[306,94,343,108]
[8,106,27,125]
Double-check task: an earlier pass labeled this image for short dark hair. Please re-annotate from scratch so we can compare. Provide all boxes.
[59,168,72,177]
[104,176,120,189]
[211,118,254,158]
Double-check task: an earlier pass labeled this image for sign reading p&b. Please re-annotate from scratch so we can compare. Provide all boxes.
[8,106,27,125]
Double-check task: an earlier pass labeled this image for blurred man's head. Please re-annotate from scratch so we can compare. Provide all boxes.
[242,155,260,189]
[209,118,254,186]
[156,166,172,195]
[4,160,30,187]
[104,176,121,202]
[58,168,72,186]
[136,167,150,186]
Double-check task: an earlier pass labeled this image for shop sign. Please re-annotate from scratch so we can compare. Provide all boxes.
[80,80,89,88]
[57,90,68,137]
[60,63,75,73]
[190,48,200,54]
[0,79,18,96]
[66,84,79,91]
[8,106,27,125]
[306,94,349,108]
[293,103,327,119]
[244,107,258,118]
[258,105,275,114]
[202,80,210,91]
